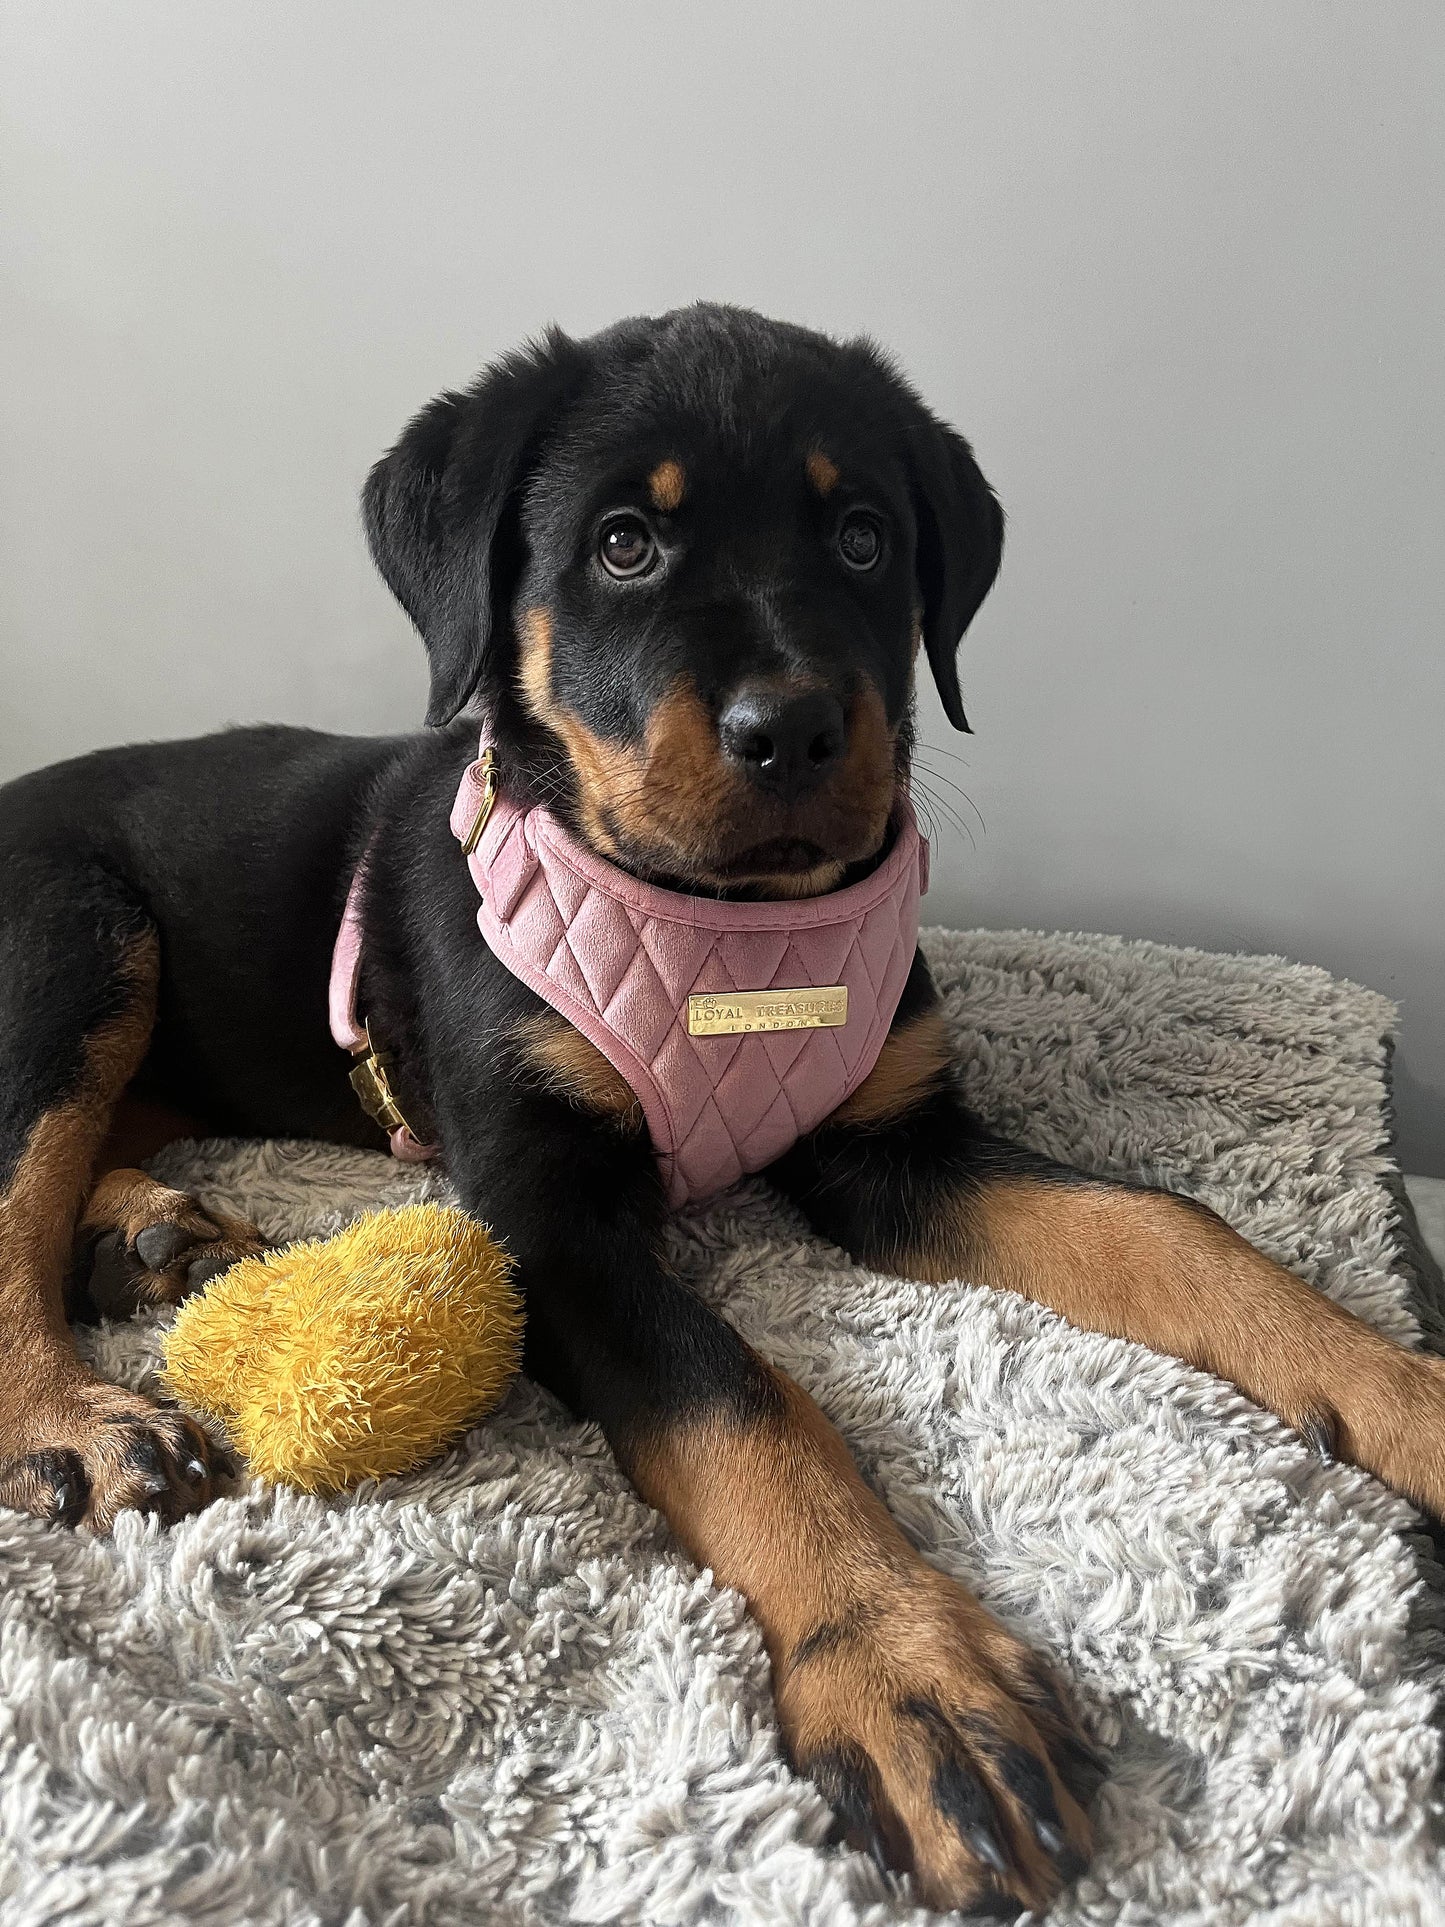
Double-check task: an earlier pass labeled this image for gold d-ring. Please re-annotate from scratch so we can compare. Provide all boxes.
[461,748,498,855]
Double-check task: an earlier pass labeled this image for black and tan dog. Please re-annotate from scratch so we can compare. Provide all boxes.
[2,303,1441,1915]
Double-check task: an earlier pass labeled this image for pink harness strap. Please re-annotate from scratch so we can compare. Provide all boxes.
[329,867,437,1161]
[327,866,368,1056]
[332,735,928,1203]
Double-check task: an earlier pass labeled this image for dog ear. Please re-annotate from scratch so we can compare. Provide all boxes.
[906,413,1004,734]
[363,329,589,726]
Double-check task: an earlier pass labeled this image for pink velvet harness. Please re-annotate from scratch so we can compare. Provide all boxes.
[330,734,928,1205]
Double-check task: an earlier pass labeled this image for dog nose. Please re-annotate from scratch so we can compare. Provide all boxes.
[718,686,847,798]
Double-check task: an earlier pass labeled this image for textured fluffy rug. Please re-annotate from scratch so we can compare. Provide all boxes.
[3,929,1443,1926]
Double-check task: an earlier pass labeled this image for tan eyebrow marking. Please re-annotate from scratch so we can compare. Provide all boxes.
[647,460,686,513]
[806,451,840,496]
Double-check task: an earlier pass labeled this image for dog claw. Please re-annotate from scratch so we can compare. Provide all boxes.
[186,1254,233,1290]
[1035,1817,1066,1856]
[134,1220,196,1272]
[965,1822,1009,1877]
[86,1231,142,1315]
[863,1824,891,1877]
[1299,1413,1336,1463]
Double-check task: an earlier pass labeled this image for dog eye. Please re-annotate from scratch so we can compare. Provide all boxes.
[836,511,884,573]
[598,515,658,579]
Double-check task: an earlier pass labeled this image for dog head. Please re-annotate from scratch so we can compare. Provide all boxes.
[365,304,1002,896]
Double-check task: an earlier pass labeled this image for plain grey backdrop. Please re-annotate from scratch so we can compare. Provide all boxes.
[2,3,1442,1173]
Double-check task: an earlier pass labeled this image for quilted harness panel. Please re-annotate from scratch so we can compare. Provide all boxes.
[444,742,927,1204]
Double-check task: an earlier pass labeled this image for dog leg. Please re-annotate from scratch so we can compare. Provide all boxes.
[775,960,1445,1521]
[631,1360,1098,1912]
[437,1056,1095,1915]
[0,899,226,1530]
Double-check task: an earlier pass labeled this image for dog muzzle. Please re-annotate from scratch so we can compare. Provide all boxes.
[331,732,929,1205]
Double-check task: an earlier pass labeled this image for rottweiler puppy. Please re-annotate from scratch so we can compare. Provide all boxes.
[3,303,1442,1915]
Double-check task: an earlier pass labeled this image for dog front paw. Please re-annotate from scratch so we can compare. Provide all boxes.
[74,1168,265,1319]
[1313,1346,1445,1522]
[780,1568,1100,1916]
[0,1376,231,1532]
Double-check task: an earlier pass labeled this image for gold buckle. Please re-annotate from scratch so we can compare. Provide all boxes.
[461,747,498,856]
[348,1020,413,1136]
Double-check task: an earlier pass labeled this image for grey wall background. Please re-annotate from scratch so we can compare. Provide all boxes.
[3,2,1442,1172]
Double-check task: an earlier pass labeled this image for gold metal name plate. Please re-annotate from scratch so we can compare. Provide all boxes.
[687,986,849,1036]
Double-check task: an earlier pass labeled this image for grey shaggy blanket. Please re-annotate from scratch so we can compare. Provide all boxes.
[3,930,1443,1926]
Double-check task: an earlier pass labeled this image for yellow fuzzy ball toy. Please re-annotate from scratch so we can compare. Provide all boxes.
[161,1203,522,1494]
